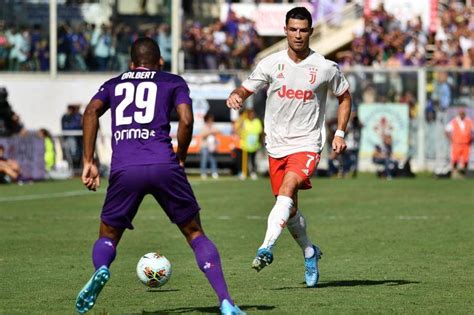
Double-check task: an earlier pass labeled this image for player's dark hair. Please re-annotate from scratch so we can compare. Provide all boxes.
[285,7,312,27]
[131,37,161,66]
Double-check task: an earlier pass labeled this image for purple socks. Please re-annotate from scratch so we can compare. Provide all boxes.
[92,237,116,270]
[191,235,233,305]
[91,235,233,305]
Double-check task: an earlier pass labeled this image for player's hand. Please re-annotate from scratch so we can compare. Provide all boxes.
[226,93,243,110]
[178,160,185,168]
[332,136,347,155]
[82,162,100,191]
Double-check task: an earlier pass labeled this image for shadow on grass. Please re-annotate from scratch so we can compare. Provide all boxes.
[272,279,420,290]
[140,304,275,314]
[145,289,180,293]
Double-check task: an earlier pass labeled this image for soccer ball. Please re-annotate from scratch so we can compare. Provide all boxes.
[136,252,172,288]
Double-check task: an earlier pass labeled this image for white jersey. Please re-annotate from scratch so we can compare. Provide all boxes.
[242,49,349,158]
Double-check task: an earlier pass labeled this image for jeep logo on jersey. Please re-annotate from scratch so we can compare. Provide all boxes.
[309,67,317,84]
[277,85,314,101]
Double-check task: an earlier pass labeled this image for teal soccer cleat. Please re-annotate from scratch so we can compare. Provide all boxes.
[251,248,273,272]
[75,266,110,314]
[220,299,246,315]
[304,245,322,287]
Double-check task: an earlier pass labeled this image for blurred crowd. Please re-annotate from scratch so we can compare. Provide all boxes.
[0,21,171,72]
[337,2,474,68]
[182,12,263,70]
[2,3,473,72]
[0,11,263,72]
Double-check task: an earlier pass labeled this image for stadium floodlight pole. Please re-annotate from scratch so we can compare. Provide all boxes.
[171,0,182,74]
[49,0,58,79]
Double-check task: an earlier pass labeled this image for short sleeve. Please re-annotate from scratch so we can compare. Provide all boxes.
[242,63,269,93]
[328,63,350,97]
[174,78,192,107]
[91,83,110,104]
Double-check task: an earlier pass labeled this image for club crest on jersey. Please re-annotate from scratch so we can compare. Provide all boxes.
[309,67,317,84]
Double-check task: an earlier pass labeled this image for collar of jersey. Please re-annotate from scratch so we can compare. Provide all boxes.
[135,67,150,70]
[285,49,314,66]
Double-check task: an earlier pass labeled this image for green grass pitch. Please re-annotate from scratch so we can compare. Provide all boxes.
[0,175,473,314]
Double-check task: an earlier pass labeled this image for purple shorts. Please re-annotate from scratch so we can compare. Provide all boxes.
[101,164,200,229]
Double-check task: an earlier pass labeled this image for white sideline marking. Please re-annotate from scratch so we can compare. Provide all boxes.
[217,216,231,220]
[397,215,429,220]
[0,190,102,202]
[0,177,236,202]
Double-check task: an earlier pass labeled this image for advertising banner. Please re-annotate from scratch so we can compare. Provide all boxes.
[358,103,409,160]
[0,135,46,180]
[220,2,345,36]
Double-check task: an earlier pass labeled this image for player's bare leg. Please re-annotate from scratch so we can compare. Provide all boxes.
[0,161,20,181]
[178,214,245,315]
[76,222,124,314]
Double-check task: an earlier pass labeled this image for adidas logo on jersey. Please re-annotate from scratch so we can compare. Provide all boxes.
[277,85,315,101]
[277,73,285,79]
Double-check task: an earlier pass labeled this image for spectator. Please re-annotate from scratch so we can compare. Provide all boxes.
[61,104,83,170]
[238,108,263,180]
[0,22,8,69]
[0,87,14,136]
[70,24,89,71]
[115,24,133,72]
[7,26,30,71]
[91,24,112,71]
[431,71,452,112]
[36,39,49,71]
[0,144,21,183]
[156,23,172,71]
[38,128,55,173]
[445,108,473,178]
[372,134,398,179]
[200,112,219,180]
[57,24,72,70]
[10,112,26,136]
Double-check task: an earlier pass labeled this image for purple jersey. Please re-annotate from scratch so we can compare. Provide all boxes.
[91,69,192,170]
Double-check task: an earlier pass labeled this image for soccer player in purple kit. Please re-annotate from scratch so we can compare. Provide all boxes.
[75,38,244,315]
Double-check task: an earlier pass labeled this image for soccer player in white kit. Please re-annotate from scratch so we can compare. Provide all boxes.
[226,7,352,287]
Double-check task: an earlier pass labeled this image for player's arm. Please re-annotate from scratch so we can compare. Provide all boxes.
[82,99,108,191]
[226,86,253,110]
[332,90,352,154]
[176,103,194,167]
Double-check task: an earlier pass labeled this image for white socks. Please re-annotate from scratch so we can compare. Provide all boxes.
[259,196,293,250]
[287,210,315,258]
